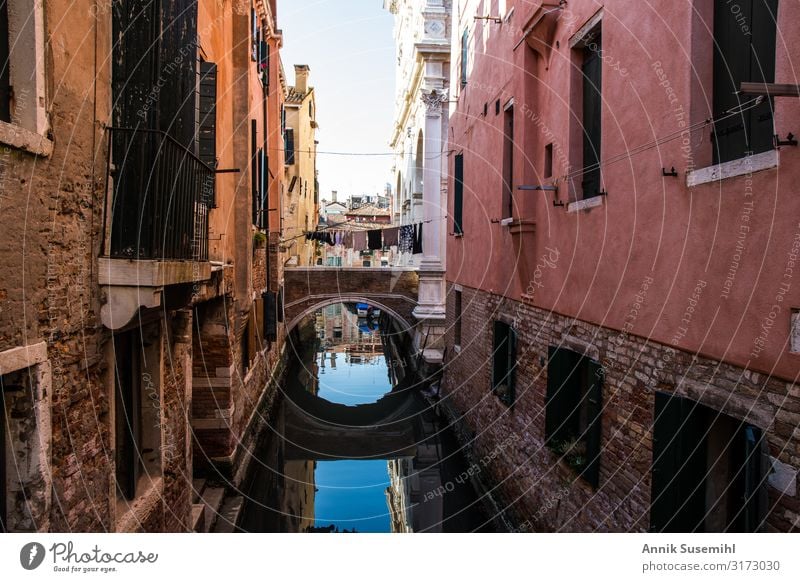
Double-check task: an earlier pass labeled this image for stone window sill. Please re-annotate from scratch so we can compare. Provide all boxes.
[567,194,605,214]
[686,149,778,187]
[0,120,53,157]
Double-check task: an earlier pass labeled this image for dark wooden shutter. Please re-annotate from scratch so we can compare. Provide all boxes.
[198,62,217,165]
[747,0,778,155]
[285,128,295,165]
[461,29,469,87]
[505,326,517,405]
[491,321,509,391]
[114,331,141,501]
[0,0,10,123]
[259,39,269,86]
[454,153,464,235]
[741,425,766,532]
[259,148,267,229]
[712,0,777,163]
[251,120,258,225]
[263,290,278,342]
[650,393,708,532]
[581,35,602,199]
[545,347,581,446]
[583,359,603,488]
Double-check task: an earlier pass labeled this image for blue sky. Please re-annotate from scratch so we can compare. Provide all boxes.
[279,1,395,203]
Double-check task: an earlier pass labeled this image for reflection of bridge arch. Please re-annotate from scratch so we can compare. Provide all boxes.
[285,295,414,335]
[283,267,419,334]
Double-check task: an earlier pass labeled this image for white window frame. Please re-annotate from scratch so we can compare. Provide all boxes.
[0,0,50,156]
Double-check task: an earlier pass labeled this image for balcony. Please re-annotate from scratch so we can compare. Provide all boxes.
[100,127,214,329]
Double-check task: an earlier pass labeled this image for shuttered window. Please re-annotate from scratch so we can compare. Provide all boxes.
[491,321,517,406]
[581,29,602,199]
[285,128,295,165]
[251,120,259,226]
[650,392,766,532]
[263,290,278,342]
[502,105,514,218]
[114,330,142,501]
[545,346,603,487]
[460,28,469,87]
[259,39,269,86]
[712,0,778,163]
[454,290,462,346]
[453,153,464,235]
[0,0,10,123]
[198,61,217,206]
[259,148,267,229]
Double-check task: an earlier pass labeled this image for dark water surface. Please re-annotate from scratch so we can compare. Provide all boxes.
[238,305,494,533]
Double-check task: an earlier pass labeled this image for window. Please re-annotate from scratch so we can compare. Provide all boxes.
[198,61,217,205]
[460,28,469,87]
[491,321,517,406]
[453,153,464,235]
[0,0,9,123]
[259,148,267,229]
[454,290,462,347]
[258,38,269,86]
[712,0,778,164]
[544,143,553,178]
[251,120,259,226]
[285,128,295,165]
[0,0,47,138]
[577,24,602,199]
[545,346,603,487]
[651,392,767,532]
[114,325,161,501]
[251,8,258,61]
[502,104,514,218]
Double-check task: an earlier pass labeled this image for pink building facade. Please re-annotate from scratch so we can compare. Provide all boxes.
[443,0,799,532]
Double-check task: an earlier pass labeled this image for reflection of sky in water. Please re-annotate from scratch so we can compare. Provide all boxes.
[316,348,392,406]
[314,460,391,533]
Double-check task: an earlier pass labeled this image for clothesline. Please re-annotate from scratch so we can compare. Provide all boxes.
[280,216,441,245]
[302,221,426,254]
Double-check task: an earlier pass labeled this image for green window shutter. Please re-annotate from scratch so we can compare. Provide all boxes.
[491,321,508,391]
[583,359,603,488]
[650,393,708,532]
[741,425,766,532]
[259,149,268,229]
[285,128,295,165]
[461,28,469,87]
[747,0,778,155]
[454,153,464,235]
[712,0,778,163]
[581,35,602,199]
[545,347,581,445]
[506,326,517,405]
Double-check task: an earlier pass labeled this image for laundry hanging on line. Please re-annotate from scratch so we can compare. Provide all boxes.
[303,222,424,254]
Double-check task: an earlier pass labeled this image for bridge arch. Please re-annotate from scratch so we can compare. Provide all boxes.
[284,295,415,335]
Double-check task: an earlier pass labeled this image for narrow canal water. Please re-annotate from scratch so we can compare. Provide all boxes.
[238,303,495,533]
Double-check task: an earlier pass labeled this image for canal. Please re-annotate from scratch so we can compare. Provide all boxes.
[237,303,495,533]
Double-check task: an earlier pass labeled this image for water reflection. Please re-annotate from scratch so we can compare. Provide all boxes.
[238,303,493,533]
[315,303,391,406]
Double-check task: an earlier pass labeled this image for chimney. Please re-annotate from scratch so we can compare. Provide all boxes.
[331,190,338,203]
[295,64,310,94]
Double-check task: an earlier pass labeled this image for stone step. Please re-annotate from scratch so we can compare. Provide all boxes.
[200,487,226,533]
[192,478,207,504]
[190,503,206,533]
[212,495,244,533]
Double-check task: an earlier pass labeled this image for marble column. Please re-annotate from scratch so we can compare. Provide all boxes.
[413,88,448,363]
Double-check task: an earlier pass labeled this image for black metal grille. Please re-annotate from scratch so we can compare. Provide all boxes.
[105,127,213,261]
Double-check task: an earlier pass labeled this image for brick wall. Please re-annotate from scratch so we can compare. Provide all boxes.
[442,283,800,532]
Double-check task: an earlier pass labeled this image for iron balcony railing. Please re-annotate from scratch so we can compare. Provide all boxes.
[104,127,214,261]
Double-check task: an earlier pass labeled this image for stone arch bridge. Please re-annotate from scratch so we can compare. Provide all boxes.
[283,267,419,332]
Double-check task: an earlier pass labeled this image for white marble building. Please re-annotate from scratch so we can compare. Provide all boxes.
[384,0,451,363]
